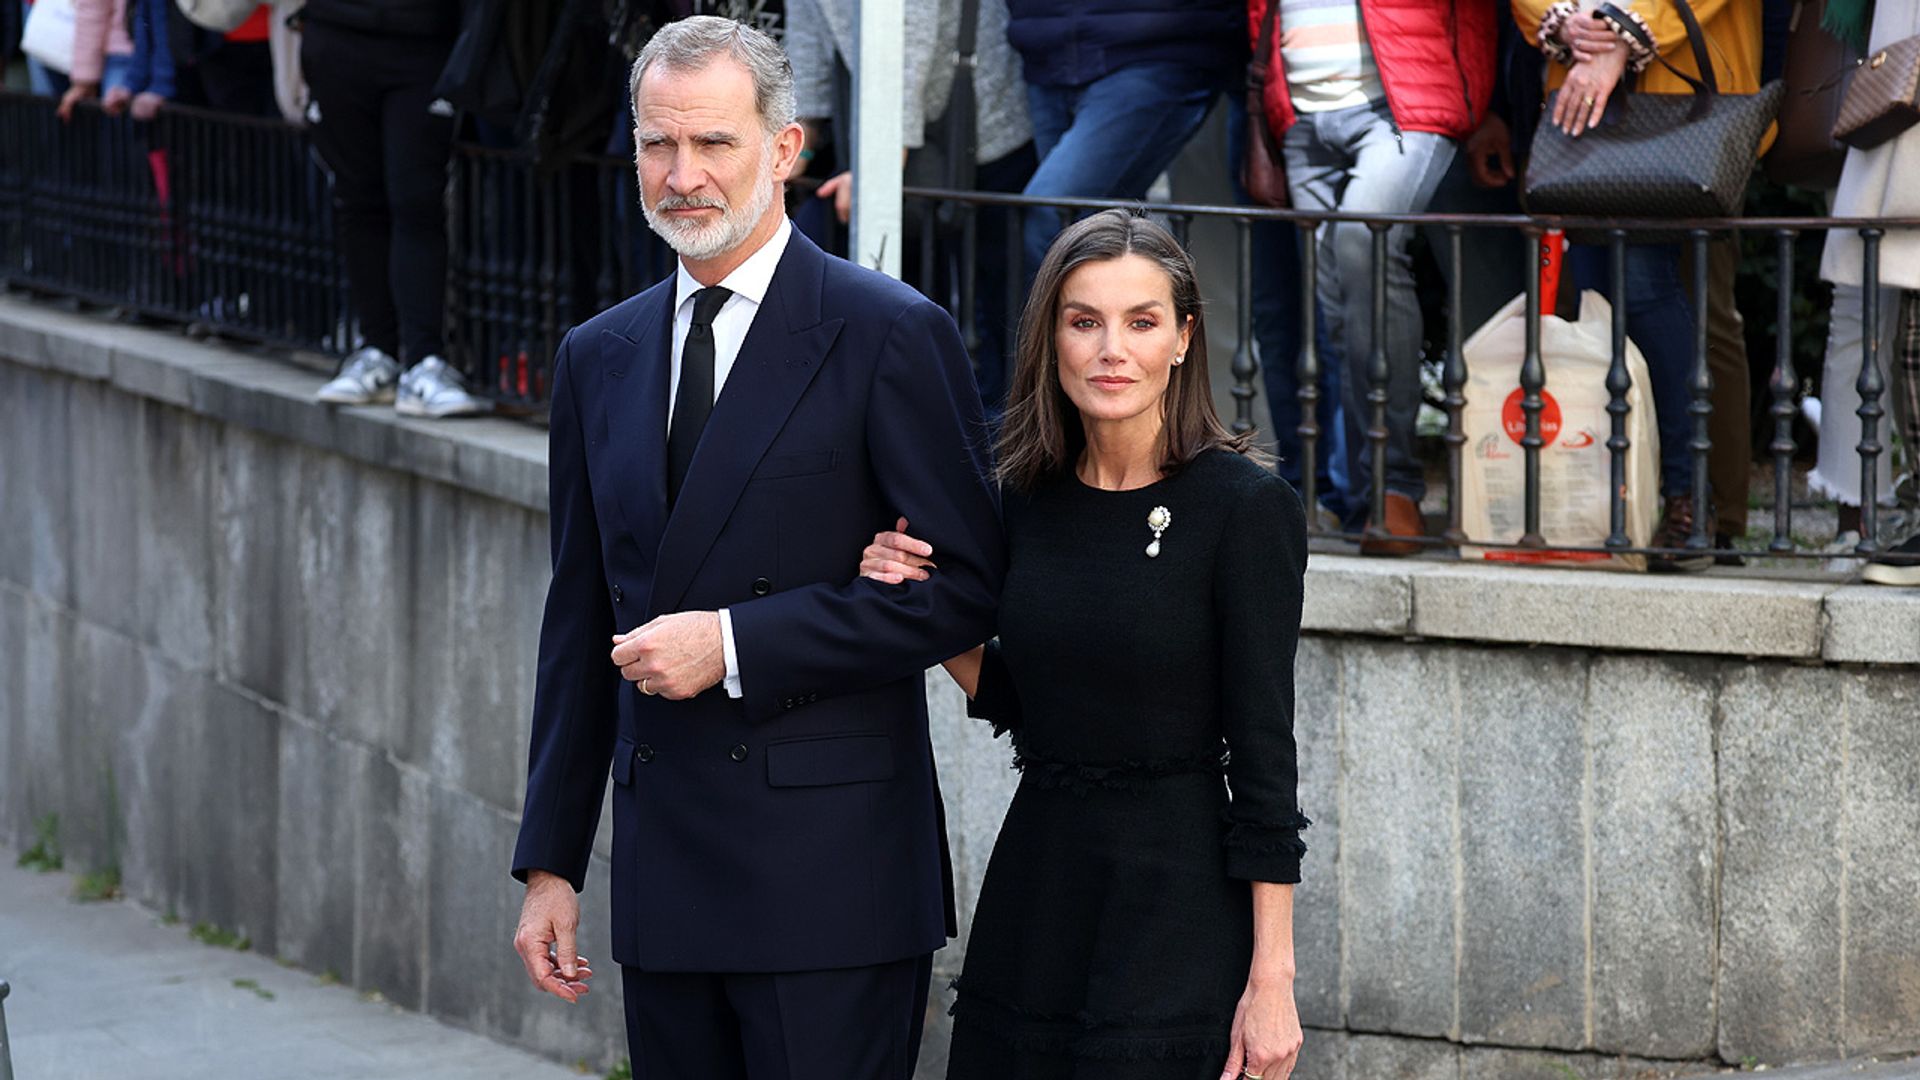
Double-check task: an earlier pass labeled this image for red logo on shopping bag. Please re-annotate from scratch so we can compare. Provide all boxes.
[1502,389,1562,447]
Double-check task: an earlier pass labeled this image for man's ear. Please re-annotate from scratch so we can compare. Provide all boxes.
[770,122,806,183]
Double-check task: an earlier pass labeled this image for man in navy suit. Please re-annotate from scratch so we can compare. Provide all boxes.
[507,16,1005,1080]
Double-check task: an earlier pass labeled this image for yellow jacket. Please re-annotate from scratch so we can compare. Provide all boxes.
[1512,0,1769,150]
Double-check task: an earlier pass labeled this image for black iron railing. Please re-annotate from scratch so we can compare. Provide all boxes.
[3,90,1916,564]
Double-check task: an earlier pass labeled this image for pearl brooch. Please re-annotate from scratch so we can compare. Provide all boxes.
[1146,505,1172,558]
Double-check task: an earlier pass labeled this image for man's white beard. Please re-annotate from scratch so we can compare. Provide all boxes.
[643,152,777,262]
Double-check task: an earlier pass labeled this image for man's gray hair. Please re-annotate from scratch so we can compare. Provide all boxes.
[629,16,797,136]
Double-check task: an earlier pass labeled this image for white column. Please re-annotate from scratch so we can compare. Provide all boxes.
[851,0,904,279]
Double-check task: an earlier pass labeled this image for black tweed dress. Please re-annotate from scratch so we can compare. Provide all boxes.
[946,449,1311,1080]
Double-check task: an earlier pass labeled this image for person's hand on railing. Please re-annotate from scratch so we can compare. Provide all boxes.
[56,80,100,124]
[1553,31,1630,137]
[129,92,166,122]
[102,85,133,116]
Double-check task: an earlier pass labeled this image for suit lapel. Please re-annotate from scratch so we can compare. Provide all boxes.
[600,282,674,561]
[649,231,844,616]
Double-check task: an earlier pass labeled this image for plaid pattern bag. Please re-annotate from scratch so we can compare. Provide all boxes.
[1897,290,1920,474]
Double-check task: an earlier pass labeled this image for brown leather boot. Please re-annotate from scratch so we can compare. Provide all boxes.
[1649,495,1713,573]
[1360,492,1426,557]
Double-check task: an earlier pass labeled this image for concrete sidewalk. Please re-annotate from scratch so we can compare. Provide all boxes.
[0,861,585,1080]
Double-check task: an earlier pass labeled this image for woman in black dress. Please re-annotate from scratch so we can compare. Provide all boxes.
[860,210,1309,1080]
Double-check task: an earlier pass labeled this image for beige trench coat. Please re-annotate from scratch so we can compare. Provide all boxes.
[1822,0,1920,290]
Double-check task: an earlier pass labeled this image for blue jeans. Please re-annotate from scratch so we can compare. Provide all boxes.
[1021,60,1227,278]
[1225,93,1352,519]
[1283,100,1456,507]
[1568,242,1697,499]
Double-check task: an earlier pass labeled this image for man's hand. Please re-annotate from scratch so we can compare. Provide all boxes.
[513,870,594,1003]
[611,611,726,699]
[1464,112,1515,189]
[817,170,853,225]
[130,92,167,122]
[101,85,133,116]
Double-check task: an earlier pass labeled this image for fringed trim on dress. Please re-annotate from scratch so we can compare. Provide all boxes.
[948,980,1231,1061]
[1222,812,1313,858]
[1009,749,1228,795]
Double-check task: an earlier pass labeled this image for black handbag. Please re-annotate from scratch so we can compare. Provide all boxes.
[1522,0,1785,221]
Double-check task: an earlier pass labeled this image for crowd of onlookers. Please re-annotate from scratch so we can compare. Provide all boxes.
[7,0,1919,581]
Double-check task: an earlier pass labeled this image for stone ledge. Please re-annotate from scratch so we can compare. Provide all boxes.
[1302,555,1917,666]
[4,294,1914,666]
[0,296,548,513]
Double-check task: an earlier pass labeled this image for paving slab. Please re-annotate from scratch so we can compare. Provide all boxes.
[0,861,587,1080]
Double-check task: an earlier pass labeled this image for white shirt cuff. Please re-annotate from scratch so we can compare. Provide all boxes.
[718,608,743,699]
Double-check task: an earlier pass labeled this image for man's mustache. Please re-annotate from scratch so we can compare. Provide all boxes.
[653,194,728,213]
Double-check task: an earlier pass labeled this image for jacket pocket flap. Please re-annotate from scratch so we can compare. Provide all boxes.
[766,734,894,787]
[611,739,635,786]
[753,448,838,480]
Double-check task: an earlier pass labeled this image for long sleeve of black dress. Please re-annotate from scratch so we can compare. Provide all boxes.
[1214,470,1311,883]
[965,639,1023,736]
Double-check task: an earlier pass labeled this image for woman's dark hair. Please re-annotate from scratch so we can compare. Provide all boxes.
[994,208,1255,493]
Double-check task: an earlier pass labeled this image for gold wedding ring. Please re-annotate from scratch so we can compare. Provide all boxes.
[1584,96,1596,106]
[1244,1072,1265,1079]
[642,677,655,696]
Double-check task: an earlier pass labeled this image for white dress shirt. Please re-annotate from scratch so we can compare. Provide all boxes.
[668,216,792,700]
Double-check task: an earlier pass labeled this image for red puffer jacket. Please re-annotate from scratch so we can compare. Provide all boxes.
[1248,0,1496,140]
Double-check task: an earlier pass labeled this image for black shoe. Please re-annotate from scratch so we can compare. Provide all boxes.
[1862,533,1920,587]
[1713,531,1747,568]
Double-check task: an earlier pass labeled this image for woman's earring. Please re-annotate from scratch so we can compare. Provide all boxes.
[1172,354,1184,366]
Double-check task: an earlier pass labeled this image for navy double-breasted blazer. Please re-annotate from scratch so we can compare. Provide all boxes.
[510,227,1006,974]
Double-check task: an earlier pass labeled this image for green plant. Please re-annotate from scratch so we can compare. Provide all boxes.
[318,969,341,987]
[17,813,62,871]
[232,978,275,1002]
[604,1060,633,1080]
[72,866,122,902]
[189,922,252,951]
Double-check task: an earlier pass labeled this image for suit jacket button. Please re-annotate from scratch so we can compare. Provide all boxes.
[729,744,749,762]
[751,577,772,596]
[636,744,655,763]
[612,584,624,603]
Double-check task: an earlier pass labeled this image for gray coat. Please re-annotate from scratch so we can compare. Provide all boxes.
[1821,0,1920,290]
[786,0,1032,165]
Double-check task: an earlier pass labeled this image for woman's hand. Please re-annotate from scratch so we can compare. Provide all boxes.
[56,80,100,123]
[1553,42,1630,138]
[1561,11,1620,64]
[859,517,936,584]
[1219,975,1303,1080]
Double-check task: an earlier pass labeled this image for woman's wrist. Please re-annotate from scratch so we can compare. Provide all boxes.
[1593,4,1655,73]
[1537,1,1581,65]
[1247,960,1297,988]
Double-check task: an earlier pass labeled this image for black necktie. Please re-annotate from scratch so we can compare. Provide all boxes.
[668,285,733,506]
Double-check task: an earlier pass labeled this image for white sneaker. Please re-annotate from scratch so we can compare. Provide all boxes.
[395,356,489,418]
[1820,530,1864,575]
[315,346,401,405]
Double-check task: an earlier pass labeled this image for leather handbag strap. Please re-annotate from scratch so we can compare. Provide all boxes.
[1598,0,1718,96]
[956,0,980,61]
